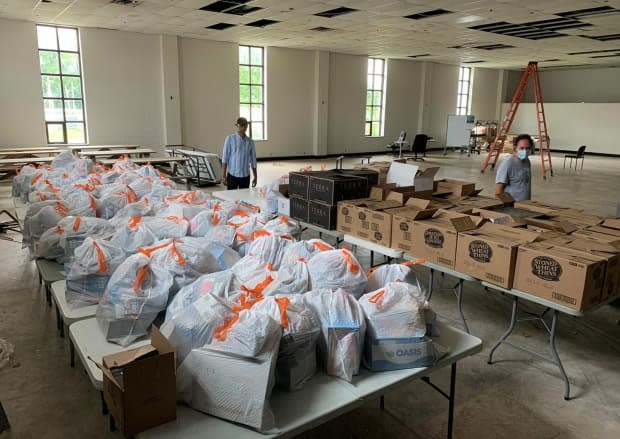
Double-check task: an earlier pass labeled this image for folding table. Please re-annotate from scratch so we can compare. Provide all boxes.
[35,259,65,307]
[50,280,97,343]
[343,234,403,267]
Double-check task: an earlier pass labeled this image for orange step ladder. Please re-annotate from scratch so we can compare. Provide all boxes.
[481,61,553,178]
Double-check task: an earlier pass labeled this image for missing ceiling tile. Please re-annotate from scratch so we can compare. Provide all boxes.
[311,26,334,32]
[205,22,236,30]
[315,7,358,18]
[580,33,620,42]
[556,6,619,19]
[474,44,514,50]
[405,9,453,20]
[246,19,279,28]
[408,53,431,58]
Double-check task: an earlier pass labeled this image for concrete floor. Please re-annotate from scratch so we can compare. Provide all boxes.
[0,151,619,439]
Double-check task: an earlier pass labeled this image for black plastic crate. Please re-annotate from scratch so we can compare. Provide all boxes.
[308,201,338,230]
[308,174,368,205]
[289,196,309,222]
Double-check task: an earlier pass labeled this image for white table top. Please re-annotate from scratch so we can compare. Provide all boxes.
[211,188,271,214]
[299,221,344,239]
[0,157,55,165]
[0,149,64,156]
[343,234,404,259]
[69,317,150,391]
[51,281,97,324]
[68,145,140,151]
[403,253,477,282]
[1,146,64,152]
[35,259,65,283]
[79,148,154,157]
[139,322,481,439]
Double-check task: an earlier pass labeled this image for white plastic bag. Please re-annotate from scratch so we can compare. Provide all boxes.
[96,253,173,346]
[51,150,76,170]
[57,216,116,259]
[307,249,368,299]
[247,233,292,270]
[98,185,139,219]
[188,209,230,237]
[166,271,236,317]
[23,201,69,249]
[364,259,425,293]
[280,239,333,265]
[109,199,154,226]
[262,216,300,236]
[305,288,366,382]
[262,261,310,296]
[35,225,65,261]
[359,282,427,338]
[143,215,189,239]
[110,216,158,254]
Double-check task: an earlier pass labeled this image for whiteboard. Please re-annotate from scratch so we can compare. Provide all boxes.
[446,114,474,147]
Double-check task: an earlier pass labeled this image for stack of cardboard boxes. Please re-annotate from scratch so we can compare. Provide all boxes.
[288,170,378,230]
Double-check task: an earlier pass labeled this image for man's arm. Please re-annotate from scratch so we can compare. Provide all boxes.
[495,182,506,195]
[221,137,230,186]
[495,158,509,196]
[250,140,257,187]
[251,167,257,188]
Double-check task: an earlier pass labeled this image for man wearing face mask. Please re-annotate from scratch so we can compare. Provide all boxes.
[495,134,533,201]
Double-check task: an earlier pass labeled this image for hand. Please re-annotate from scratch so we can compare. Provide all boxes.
[221,176,227,186]
[251,177,257,188]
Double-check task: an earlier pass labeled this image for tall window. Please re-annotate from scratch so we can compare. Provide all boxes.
[239,45,265,140]
[456,66,472,116]
[36,25,87,144]
[365,58,386,137]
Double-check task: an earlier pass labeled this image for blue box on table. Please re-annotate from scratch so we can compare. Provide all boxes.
[363,334,441,372]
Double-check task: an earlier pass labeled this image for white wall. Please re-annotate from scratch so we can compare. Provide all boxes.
[503,103,619,154]
[178,38,237,155]
[160,35,182,146]
[471,67,501,121]
[80,28,165,151]
[423,62,459,146]
[0,19,47,147]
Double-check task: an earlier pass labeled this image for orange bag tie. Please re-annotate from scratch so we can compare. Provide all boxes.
[235,232,249,242]
[139,241,172,257]
[279,216,289,224]
[402,258,426,267]
[54,225,64,235]
[31,173,43,185]
[366,266,377,277]
[368,289,386,304]
[37,192,48,201]
[133,264,150,293]
[128,216,142,230]
[44,180,60,193]
[251,229,271,240]
[165,215,183,224]
[214,316,240,342]
[88,195,98,214]
[313,241,332,252]
[169,240,186,265]
[92,241,108,273]
[342,249,360,274]
[298,257,308,263]
[126,186,138,203]
[241,275,273,298]
[275,297,290,328]
[55,202,68,216]
[212,211,220,225]
[72,216,82,232]
[266,263,274,271]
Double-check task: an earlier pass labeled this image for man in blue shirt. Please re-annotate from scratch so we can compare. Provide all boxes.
[495,134,533,201]
[221,117,257,190]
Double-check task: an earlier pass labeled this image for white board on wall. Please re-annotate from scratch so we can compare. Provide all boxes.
[502,103,619,155]
[446,114,474,147]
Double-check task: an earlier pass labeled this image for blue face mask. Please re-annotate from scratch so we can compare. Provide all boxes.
[517,149,529,160]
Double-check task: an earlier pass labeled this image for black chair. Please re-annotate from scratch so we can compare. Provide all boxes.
[405,134,430,161]
[563,145,586,170]
[386,130,407,155]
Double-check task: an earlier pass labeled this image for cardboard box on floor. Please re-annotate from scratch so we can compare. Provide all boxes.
[407,209,484,269]
[549,236,620,302]
[513,242,606,311]
[102,327,176,437]
[388,198,442,252]
[455,223,556,289]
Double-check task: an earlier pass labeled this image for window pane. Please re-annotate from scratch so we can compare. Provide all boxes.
[42,75,62,98]
[250,85,262,104]
[367,58,374,74]
[366,91,373,106]
[251,104,263,122]
[462,67,470,81]
[365,106,372,121]
[372,106,381,121]
[367,74,374,88]
[250,67,262,84]
[371,122,380,136]
[47,123,65,143]
[63,76,82,98]
[58,27,78,52]
[373,91,382,104]
[365,122,371,136]
[239,66,250,84]
[375,59,383,73]
[250,47,262,65]
[240,85,250,103]
[39,51,60,74]
[60,52,80,75]
[239,46,250,64]
[239,104,251,120]
[64,100,83,121]
[251,122,263,140]
[67,122,85,144]
[37,26,57,50]
[373,75,382,90]
[44,99,64,122]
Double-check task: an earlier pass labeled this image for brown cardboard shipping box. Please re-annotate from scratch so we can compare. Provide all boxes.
[353,161,391,185]
[470,208,521,226]
[522,216,579,234]
[513,242,606,311]
[602,218,620,231]
[582,225,620,239]
[549,236,620,302]
[434,178,477,199]
[408,210,483,269]
[571,229,620,246]
[455,223,551,289]
[387,198,440,252]
[102,327,176,437]
[513,200,565,216]
[348,192,404,247]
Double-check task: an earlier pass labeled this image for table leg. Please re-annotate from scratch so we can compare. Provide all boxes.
[45,283,51,307]
[70,340,75,368]
[427,269,435,301]
[549,310,571,400]
[447,363,456,439]
[55,303,62,332]
[101,392,108,415]
[488,297,519,364]
[380,395,384,410]
[455,280,470,334]
[370,250,374,267]
[109,415,116,432]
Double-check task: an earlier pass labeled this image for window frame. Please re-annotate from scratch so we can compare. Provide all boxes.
[37,24,87,145]
[364,58,387,137]
[456,66,473,116]
[239,45,266,141]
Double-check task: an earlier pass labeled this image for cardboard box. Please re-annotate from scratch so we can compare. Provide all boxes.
[586,225,620,238]
[549,236,620,302]
[408,210,482,269]
[554,211,604,228]
[602,218,620,231]
[522,216,579,234]
[308,201,338,230]
[449,196,506,213]
[347,193,404,247]
[289,196,308,222]
[387,164,439,191]
[102,327,176,437]
[514,200,564,216]
[308,174,368,205]
[388,198,440,252]
[363,335,441,371]
[455,223,550,288]
[289,171,329,199]
[353,161,391,185]
[513,242,606,311]
[571,229,620,246]
[434,178,477,198]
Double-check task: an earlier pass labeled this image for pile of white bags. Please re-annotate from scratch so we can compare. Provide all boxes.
[110,216,157,254]
[364,259,425,293]
[307,249,368,299]
[247,233,291,270]
[305,288,366,382]
[279,239,333,265]
[96,253,173,346]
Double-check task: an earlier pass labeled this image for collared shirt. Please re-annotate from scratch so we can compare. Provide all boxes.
[495,155,532,201]
[221,133,257,178]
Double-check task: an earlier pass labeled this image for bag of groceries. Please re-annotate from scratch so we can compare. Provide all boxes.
[307,249,367,299]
